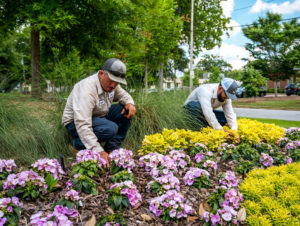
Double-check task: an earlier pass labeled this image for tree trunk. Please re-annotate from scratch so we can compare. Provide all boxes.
[274,79,278,97]
[144,57,148,93]
[159,64,164,92]
[31,27,42,99]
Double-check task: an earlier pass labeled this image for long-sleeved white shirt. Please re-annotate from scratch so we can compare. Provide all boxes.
[62,72,134,152]
[184,83,238,130]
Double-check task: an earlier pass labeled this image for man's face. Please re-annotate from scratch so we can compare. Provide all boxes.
[99,71,119,92]
[217,85,229,102]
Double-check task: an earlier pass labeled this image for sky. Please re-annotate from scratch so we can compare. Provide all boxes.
[194,0,300,70]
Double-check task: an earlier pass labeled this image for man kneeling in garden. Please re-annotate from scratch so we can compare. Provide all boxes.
[184,78,238,132]
[62,58,136,167]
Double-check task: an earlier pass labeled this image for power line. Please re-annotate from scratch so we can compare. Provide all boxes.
[227,16,300,28]
[232,0,277,13]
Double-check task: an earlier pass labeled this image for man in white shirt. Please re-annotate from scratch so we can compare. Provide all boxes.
[184,78,238,131]
[62,58,136,167]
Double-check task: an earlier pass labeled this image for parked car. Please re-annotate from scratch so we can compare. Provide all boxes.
[285,83,300,96]
[236,86,267,98]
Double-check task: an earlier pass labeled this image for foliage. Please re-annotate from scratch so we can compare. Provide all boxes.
[176,0,231,54]
[207,66,222,83]
[239,162,300,225]
[0,197,23,226]
[139,118,284,155]
[111,170,135,183]
[196,54,232,73]
[71,174,98,195]
[4,170,48,200]
[96,214,127,226]
[242,12,300,95]
[234,160,254,175]
[240,67,266,97]
[72,161,104,178]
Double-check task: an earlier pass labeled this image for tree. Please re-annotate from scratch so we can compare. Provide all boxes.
[240,67,266,98]
[196,54,232,73]
[0,0,79,98]
[207,66,222,83]
[176,0,231,54]
[242,12,300,96]
[226,69,243,81]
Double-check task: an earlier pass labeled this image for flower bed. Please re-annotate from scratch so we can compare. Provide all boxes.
[239,162,300,225]
[0,119,298,225]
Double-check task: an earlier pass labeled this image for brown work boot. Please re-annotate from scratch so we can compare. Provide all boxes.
[69,144,78,155]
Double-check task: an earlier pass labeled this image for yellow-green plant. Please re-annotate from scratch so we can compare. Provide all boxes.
[239,162,300,225]
[138,119,284,155]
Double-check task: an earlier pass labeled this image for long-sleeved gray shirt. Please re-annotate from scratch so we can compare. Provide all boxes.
[184,83,238,130]
[62,72,134,152]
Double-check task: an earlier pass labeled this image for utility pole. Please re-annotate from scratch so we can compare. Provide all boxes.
[189,0,194,92]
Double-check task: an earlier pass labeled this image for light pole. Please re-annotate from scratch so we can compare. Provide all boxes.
[189,0,194,92]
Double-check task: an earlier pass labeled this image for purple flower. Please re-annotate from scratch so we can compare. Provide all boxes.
[286,157,292,164]
[7,206,13,213]
[195,153,204,163]
[222,212,232,221]
[110,181,142,208]
[147,174,180,193]
[183,167,210,186]
[219,171,238,189]
[0,159,17,173]
[149,190,192,219]
[203,160,218,174]
[73,149,106,167]
[211,213,221,225]
[109,148,135,171]
[260,153,273,167]
[31,158,65,180]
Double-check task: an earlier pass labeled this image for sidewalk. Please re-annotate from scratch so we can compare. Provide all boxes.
[234,108,300,121]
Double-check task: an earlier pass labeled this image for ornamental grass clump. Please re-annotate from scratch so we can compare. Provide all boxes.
[239,162,300,225]
[72,150,106,177]
[0,197,23,225]
[149,190,193,221]
[109,148,135,174]
[3,170,48,200]
[183,167,212,188]
[107,181,142,210]
[147,173,180,195]
[30,205,79,225]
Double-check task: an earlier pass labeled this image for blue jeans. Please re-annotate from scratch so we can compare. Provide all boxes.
[66,104,131,152]
[184,101,227,130]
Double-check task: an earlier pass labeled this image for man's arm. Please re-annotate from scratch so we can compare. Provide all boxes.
[113,85,134,105]
[72,84,104,153]
[222,100,238,131]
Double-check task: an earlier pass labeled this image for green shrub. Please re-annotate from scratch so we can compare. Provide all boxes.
[239,162,300,225]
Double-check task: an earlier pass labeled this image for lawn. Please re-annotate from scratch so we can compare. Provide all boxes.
[232,99,300,110]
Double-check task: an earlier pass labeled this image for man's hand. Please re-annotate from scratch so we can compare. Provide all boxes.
[100,151,110,168]
[121,103,136,119]
[224,129,240,144]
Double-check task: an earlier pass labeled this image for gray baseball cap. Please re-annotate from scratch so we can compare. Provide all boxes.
[102,58,127,85]
[221,78,238,100]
